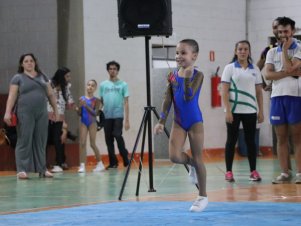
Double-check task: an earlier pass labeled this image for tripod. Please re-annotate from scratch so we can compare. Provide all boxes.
[118,36,157,200]
[118,36,197,200]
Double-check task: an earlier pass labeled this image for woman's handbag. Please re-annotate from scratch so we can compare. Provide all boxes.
[10,105,18,127]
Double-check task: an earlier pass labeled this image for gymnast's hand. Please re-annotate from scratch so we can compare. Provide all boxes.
[154,123,164,135]
[183,66,194,78]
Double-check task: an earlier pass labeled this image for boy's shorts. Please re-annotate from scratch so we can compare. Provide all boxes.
[270,96,301,125]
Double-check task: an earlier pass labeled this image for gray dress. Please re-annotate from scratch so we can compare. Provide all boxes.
[11,73,49,173]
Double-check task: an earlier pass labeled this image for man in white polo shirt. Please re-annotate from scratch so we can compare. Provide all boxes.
[265,16,301,184]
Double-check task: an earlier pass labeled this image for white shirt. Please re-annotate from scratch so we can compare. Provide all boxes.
[265,40,301,97]
[221,61,262,114]
[48,85,74,121]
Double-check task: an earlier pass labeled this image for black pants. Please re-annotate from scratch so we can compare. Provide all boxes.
[225,113,257,172]
[104,118,129,166]
[48,120,65,166]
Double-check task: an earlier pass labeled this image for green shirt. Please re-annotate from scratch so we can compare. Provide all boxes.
[99,79,129,119]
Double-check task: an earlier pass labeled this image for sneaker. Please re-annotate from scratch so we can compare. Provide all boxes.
[295,173,301,184]
[189,196,208,212]
[51,165,63,173]
[249,170,262,181]
[188,165,198,184]
[78,163,86,173]
[106,164,118,170]
[17,171,28,180]
[225,171,235,182]
[272,173,291,184]
[93,161,105,172]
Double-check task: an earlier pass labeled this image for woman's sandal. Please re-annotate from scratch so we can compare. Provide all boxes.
[39,170,53,178]
[17,172,28,179]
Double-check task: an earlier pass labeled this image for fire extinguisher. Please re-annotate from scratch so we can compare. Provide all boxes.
[211,66,221,107]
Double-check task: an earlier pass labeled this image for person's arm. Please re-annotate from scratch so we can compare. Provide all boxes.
[95,98,101,116]
[265,63,292,80]
[158,75,173,126]
[75,105,82,116]
[281,38,297,73]
[61,121,68,144]
[3,85,19,126]
[265,46,301,80]
[124,96,130,131]
[282,42,301,76]
[282,39,301,76]
[183,69,204,101]
[256,58,265,71]
[289,58,301,74]
[79,98,97,116]
[257,46,270,71]
[256,55,269,90]
[264,48,290,80]
[221,82,233,123]
[255,84,264,123]
[46,83,59,121]
[66,86,76,110]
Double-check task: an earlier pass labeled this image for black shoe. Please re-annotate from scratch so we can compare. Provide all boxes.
[124,160,129,167]
[106,164,118,170]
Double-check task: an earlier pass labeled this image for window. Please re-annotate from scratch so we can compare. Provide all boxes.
[152,45,176,68]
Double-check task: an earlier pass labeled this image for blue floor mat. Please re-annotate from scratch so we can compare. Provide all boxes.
[0,201,300,226]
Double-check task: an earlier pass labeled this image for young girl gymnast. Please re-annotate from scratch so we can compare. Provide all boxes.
[76,79,105,173]
[154,39,208,212]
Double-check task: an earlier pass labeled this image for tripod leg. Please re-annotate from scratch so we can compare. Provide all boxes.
[135,111,148,196]
[118,110,148,200]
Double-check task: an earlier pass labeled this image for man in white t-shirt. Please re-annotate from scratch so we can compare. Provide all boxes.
[265,16,301,184]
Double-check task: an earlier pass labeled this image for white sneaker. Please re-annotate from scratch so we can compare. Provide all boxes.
[78,163,86,173]
[51,165,63,173]
[93,161,105,172]
[189,196,208,212]
[188,165,198,184]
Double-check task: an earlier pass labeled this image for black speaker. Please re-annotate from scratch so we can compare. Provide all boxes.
[117,0,172,38]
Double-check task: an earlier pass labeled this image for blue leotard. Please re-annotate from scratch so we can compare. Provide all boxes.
[160,69,203,131]
[172,70,203,131]
[80,96,97,127]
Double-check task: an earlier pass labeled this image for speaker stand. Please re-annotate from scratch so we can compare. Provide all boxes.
[118,36,155,200]
[118,36,198,200]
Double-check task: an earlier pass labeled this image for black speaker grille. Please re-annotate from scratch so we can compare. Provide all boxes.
[118,0,172,38]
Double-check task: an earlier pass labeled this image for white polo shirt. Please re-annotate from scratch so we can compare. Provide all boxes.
[221,61,262,114]
[265,40,301,97]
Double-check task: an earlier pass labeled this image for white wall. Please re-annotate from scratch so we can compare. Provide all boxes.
[0,0,57,93]
[82,0,247,155]
[82,0,301,156]
[1,1,300,156]
[83,0,147,155]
